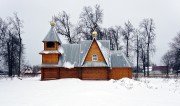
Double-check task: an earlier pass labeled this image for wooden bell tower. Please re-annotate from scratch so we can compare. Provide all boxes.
[39,21,61,64]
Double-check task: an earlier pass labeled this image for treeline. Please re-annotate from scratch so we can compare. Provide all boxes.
[0,13,24,77]
[161,32,180,77]
[53,5,156,77]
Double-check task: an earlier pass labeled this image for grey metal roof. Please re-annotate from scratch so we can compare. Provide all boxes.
[110,51,131,67]
[43,26,62,44]
[58,44,80,67]
[97,40,110,66]
[82,62,107,67]
[39,50,60,54]
[80,40,93,66]
[57,39,111,68]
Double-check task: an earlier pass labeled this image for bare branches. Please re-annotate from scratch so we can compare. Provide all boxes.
[161,50,174,77]
[168,32,180,71]
[140,18,155,44]
[0,18,8,50]
[121,21,134,57]
[0,14,24,77]
[78,4,103,40]
[54,11,73,43]
[107,26,122,50]
[139,18,156,77]
[53,6,158,76]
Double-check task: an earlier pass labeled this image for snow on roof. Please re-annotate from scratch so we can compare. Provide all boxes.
[58,44,80,67]
[63,62,74,69]
[58,46,64,54]
[97,40,110,66]
[39,50,60,54]
[80,40,93,66]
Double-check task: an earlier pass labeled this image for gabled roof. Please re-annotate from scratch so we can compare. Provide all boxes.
[43,26,62,44]
[110,51,131,67]
[57,39,111,68]
[80,40,92,66]
[97,40,110,66]
[80,39,110,67]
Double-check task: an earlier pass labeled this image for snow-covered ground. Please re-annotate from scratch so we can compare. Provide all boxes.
[0,77,180,106]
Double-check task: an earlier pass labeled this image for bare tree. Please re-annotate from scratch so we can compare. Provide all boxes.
[0,14,24,77]
[0,18,8,56]
[10,13,23,77]
[170,32,180,73]
[139,34,147,77]
[140,18,156,77]
[54,11,74,43]
[78,4,103,40]
[121,21,134,57]
[107,26,122,50]
[161,50,174,77]
[133,29,141,78]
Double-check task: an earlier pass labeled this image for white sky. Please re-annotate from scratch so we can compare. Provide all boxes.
[0,0,180,65]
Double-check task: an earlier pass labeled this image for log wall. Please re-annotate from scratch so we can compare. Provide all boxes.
[82,67,108,80]
[41,67,132,80]
[109,68,132,79]
[41,68,59,80]
[60,68,79,78]
[42,54,59,64]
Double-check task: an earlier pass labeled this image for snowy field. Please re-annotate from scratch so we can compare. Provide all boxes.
[0,77,180,106]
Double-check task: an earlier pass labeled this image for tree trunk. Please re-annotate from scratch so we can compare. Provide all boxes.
[147,42,150,77]
[11,37,14,76]
[127,39,129,57]
[136,50,139,78]
[136,35,139,78]
[166,65,169,78]
[7,42,12,77]
[143,63,146,77]
[18,38,21,77]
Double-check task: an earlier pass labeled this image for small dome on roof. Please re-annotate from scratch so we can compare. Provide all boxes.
[50,21,55,26]
[92,31,98,38]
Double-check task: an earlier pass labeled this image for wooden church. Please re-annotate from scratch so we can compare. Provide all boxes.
[39,22,132,80]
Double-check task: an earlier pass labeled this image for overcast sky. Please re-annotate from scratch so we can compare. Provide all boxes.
[1,0,180,65]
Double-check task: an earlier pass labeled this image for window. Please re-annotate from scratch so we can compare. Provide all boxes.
[92,54,98,61]
[47,42,55,48]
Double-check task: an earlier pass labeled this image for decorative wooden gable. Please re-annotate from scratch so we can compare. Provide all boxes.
[84,39,106,63]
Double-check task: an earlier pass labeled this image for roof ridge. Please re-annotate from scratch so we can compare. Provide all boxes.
[80,39,94,65]
[43,26,62,44]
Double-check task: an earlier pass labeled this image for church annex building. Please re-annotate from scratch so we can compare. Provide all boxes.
[39,22,132,80]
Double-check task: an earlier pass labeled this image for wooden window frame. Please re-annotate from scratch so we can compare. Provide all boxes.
[46,42,55,48]
[92,54,98,61]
